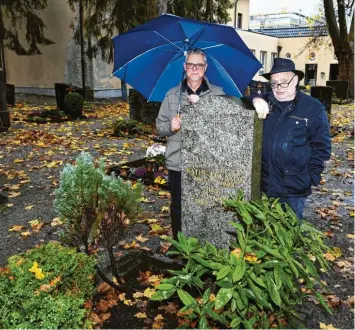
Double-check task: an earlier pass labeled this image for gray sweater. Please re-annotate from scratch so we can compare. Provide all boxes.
[156,78,224,171]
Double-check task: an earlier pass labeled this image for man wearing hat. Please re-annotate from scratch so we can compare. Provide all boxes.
[251,58,331,219]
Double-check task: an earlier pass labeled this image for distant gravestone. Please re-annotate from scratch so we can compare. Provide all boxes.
[129,90,161,124]
[181,95,262,249]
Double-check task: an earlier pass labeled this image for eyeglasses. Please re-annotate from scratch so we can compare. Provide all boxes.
[185,62,205,70]
[270,75,296,89]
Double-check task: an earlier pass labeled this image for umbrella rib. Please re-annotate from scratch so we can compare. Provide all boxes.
[112,43,183,75]
[154,31,184,51]
[147,53,185,101]
[208,56,242,96]
[200,44,224,50]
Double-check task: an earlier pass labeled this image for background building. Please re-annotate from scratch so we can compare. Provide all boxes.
[4,0,339,97]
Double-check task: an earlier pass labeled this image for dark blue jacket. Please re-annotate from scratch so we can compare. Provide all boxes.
[257,91,331,197]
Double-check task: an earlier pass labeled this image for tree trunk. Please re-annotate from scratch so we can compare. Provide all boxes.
[79,0,86,100]
[323,0,354,98]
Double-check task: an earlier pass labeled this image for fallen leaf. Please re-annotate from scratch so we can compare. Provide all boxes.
[135,234,149,243]
[133,292,144,299]
[97,282,112,293]
[51,217,64,226]
[161,206,169,213]
[9,225,24,232]
[346,234,354,239]
[152,314,165,329]
[158,301,179,314]
[134,312,147,319]
[96,299,110,312]
[24,205,35,210]
[21,231,31,237]
[319,322,338,329]
[143,287,156,298]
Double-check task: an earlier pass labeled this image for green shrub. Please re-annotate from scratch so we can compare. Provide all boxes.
[112,119,149,137]
[152,193,332,329]
[64,92,84,118]
[0,242,95,329]
[54,152,142,278]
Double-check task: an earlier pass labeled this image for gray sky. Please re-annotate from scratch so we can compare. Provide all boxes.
[249,0,320,17]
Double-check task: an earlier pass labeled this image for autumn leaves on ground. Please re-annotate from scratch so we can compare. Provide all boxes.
[0,96,354,329]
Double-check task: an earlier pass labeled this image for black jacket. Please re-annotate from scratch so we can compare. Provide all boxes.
[258,91,331,197]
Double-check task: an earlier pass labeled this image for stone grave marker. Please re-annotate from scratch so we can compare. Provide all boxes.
[181,95,262,249]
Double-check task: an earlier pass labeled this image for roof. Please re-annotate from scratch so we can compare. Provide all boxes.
[249,26,329,38]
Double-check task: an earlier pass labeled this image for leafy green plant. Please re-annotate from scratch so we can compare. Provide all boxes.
[54,152,142,279]
[152,193,332,329]
[0,242,95,329]
[112,119,149,137]
[64,92,84,118]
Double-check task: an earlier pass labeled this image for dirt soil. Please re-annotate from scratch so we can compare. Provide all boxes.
[0,94,354,329]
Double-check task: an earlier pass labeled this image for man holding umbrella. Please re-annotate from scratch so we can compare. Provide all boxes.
[156,48,224,239]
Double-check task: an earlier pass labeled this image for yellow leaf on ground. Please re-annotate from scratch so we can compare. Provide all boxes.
[6,204,14,207]
[51,217,64,226]
[21,231,31,237]
[124,299,134,306]
[319,322,338,329]
[25,205,35,210]
[8,192,21,198]
[161,206,169,213]
[133,292,144,299]
[346,234,355,239]
[9,225,24,232]
[134,312,147,319]
[323,252,336,261]
[143,287,156,298]
[135,234,149,243]
[123,240,140,249]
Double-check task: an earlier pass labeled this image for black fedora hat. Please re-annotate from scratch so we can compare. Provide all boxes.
[262,58,304,81]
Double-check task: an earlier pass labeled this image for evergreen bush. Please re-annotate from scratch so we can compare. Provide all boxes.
[0,242,95,329]
[54,152,142,278]
[64,92,84,118]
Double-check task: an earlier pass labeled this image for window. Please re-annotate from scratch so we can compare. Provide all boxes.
[271,52,277,67]
[259,51,267,75]
[237,13,243,29]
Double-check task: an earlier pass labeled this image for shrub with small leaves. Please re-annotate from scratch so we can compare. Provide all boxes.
[0,242,95,329]
[54,152,142,278]
[64,92,84,118]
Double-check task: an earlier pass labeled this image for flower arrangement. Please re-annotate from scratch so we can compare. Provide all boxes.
[146,143,166,166]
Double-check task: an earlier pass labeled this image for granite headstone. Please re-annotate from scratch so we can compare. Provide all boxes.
[181,95,262,249]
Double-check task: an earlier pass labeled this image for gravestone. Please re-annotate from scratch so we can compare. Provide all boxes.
[129,89,161,124]
[181,95,262,249]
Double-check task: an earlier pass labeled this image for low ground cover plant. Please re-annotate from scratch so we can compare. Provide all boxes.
[152,193,332,329]
[0,242,96,329]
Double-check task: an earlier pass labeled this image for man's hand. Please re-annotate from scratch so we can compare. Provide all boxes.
[171,115,181,132]
[253,97,269,119]
[188,94,200,104]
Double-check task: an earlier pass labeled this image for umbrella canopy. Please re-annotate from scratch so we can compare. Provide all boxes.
[112,14,261,102]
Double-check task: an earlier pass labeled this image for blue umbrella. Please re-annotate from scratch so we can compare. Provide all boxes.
[112,14,261,102]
